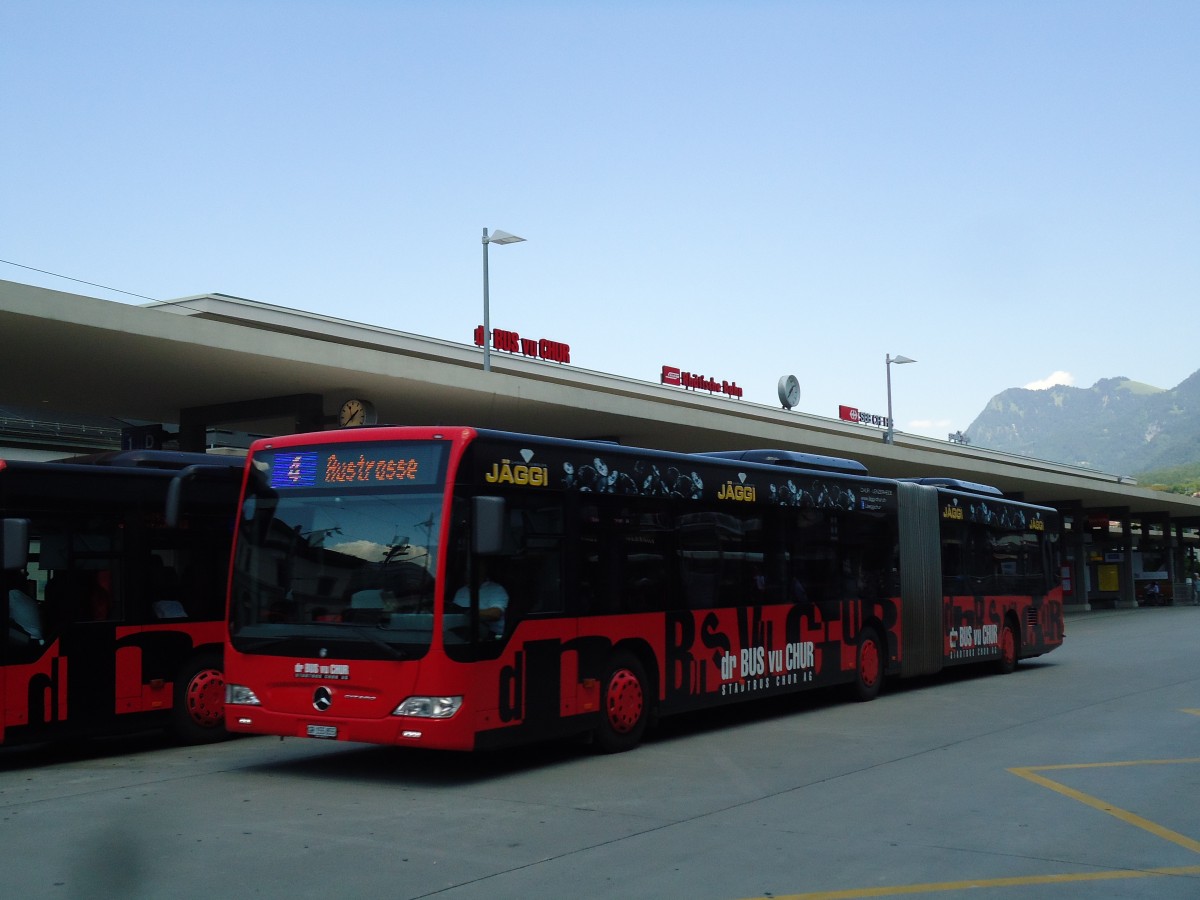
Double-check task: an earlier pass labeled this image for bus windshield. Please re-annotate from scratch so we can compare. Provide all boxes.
[230,442,449,659]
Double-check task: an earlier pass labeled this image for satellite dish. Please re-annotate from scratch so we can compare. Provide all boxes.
[778,375,800,410]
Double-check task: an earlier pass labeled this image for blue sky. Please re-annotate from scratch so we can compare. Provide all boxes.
[3,1,1197,441]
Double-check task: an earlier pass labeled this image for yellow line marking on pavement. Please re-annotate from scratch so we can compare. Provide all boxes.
[1009,759,1200,854]
[745,867,1200,900]
[740,758,1200,900]
[1182,709,1200,717]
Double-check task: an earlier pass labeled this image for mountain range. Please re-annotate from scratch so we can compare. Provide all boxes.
[965,369,1200,477]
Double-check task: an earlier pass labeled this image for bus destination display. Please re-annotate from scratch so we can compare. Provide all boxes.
[267,443,444,489]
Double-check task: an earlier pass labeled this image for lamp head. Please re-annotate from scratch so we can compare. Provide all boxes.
[485,229,525,245]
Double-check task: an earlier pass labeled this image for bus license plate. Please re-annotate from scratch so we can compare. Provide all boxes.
[306,724,338,739]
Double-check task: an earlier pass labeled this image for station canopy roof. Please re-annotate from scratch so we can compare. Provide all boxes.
[3,277,1199,525]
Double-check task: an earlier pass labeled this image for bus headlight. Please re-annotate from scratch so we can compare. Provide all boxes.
[225,684,261,706]
[392,696,462,719]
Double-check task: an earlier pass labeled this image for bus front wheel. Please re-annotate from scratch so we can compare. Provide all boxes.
[595,652,649,753]
[172,651,227,744]
[854,628,885,702]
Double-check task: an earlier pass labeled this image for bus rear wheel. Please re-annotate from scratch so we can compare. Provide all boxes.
[595,652,649,753]
[997,620,1019,675]
[172,651,227,744]
[854,628,885,702]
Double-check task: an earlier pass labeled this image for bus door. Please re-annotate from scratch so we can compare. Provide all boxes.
[2,518,34,740]
[13,520,126,739]
[449,493,570,731]
[1,520,86,743]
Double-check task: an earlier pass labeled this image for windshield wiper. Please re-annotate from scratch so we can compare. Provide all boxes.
[234,634,301,651]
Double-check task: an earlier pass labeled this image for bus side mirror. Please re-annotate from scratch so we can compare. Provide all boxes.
[165,476,185,528]
[472,497,506,555]
[1,518,30,571]
[166,462,246,527]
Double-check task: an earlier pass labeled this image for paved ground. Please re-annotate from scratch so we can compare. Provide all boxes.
[1,606,1198,899]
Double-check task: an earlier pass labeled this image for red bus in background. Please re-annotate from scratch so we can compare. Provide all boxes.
[223,427,1064,752]
[0,451,242,746]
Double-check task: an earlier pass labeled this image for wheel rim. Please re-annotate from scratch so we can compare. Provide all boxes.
[606,668,644,734]
[860,638,880,688]
[1001,626,1016,668]
[185,668,225,729]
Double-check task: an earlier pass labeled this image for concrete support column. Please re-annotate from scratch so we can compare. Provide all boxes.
[1117,518,1138,608]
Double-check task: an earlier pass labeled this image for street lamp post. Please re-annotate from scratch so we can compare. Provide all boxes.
[885,353,916,444]
[482,227,525,372]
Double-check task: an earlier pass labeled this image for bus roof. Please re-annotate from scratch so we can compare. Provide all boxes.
[58,450,245,470]
[696,449,868,476]
[898,477,1004,497]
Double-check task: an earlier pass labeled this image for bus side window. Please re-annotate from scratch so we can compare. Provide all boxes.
[678,511,717,609]
[574,500,667,615]
[752,512,788,604]
[965,522,993,592]
[618,506,671,613]
[5,573,45,654]
[574,504,605,615]
[501,502,564,621]
[4,535,51,659]
[940,516,965,594]
[148,554,185,618]
[45,569,112,623]
[39,523,122,624]
[788,509,832,605]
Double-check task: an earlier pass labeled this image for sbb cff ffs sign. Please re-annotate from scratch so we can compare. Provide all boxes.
[839,405,891,428]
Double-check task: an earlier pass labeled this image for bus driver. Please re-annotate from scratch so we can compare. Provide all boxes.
[452,561,509,638]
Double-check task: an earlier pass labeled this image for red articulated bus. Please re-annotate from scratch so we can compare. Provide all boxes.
[0,451,242,746]
[223,427,1064,752]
